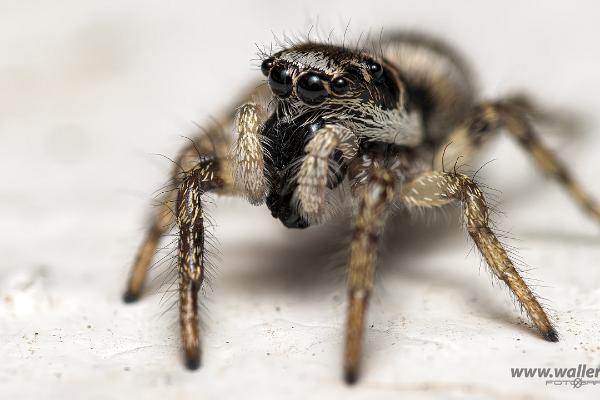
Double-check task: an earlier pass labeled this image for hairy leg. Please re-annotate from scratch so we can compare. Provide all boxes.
[344,161,395,384]
[124,95,268,368]
[232,102,269,204]
[401,170,558,341]
[436,98,600,221]
[124,96,267,302]
[123,123,232,302]
[175,158,226,368]
[295,125,358,222]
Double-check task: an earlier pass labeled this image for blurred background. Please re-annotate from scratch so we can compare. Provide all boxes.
[1,1,600,399]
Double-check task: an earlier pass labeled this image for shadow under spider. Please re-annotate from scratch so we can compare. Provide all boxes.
[217,209,542,337]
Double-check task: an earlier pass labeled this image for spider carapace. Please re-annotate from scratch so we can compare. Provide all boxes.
[123,32,600,384]
[262,42,408,230]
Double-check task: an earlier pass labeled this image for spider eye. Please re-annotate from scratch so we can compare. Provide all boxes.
[331,76,350,95]
[297,73,328,105]
[268,65,293,98]
[367,60,384,81]
[261,57,274,77]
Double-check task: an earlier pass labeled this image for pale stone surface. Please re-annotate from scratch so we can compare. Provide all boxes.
[2,1,600,399]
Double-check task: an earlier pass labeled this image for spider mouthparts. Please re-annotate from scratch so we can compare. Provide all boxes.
[281,211,309,229]
[266,187,309,229]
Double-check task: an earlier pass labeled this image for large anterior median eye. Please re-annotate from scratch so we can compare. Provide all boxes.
[297,73,328,105]
[268,65,293,98]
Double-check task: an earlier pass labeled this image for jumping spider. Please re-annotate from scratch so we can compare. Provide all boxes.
[123,32,600,384]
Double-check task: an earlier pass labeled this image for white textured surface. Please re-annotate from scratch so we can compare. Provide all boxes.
[1,1,600,399]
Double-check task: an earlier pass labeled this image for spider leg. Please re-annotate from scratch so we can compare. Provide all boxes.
[232,102,269,204]
[401,170,558,342]
[123,122,232,302]
[295,125,358,221]
[175,158,226,369]
[124,95,269,369]
[123,223,163,303]
[344,161,395,384]
[124,97,268,302]
[436,98,600,222]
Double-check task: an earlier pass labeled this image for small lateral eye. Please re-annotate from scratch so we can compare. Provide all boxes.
[331,76,350,95]
[261,57,274,76]
[367,60,384,81]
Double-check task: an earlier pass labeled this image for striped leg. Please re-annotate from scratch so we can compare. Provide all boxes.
[344,162,395,384]
[174,158,226,369]
[124,101,268,368]
[436,98,600,221]
[123,82,268,303]
[401,171,558,342]
[123,123,232,302]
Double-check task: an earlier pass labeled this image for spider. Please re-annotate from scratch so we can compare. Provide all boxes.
[122,31,600,384]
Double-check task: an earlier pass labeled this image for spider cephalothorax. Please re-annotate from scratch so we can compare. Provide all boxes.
[124,32,600,384]
[258,43,422,228]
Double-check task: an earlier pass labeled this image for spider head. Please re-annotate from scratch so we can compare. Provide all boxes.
[260,43,403,111]
[258,44,408,229]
